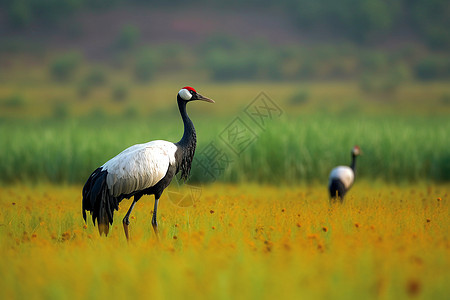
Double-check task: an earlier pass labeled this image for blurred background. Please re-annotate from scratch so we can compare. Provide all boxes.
[0,0,449,185]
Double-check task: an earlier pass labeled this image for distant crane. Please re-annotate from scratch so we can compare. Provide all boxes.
[82,87,214,240]
[328,145,361,203]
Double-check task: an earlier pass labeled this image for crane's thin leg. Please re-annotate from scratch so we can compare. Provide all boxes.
[123,196,140,241]
[151,197,160,240]
[329,197,335,205]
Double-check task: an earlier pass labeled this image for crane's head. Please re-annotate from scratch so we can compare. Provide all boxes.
[178,86,215,103]
[352,145,361,156]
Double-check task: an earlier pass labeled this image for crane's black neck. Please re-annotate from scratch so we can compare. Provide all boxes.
[175,97,197,181]
[350,153,357,173]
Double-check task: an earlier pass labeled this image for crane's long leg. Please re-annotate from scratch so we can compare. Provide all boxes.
[151,197,160,240]
[123,195,141,241]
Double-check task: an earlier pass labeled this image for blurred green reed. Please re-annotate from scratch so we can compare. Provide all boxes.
[0,114,448,184]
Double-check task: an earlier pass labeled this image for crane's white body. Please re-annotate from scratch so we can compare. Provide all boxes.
[329,166,354,189]
[101,140,177,197]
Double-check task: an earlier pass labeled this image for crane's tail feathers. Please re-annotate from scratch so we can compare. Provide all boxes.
[82,168,120,236]
[328,179,346,203]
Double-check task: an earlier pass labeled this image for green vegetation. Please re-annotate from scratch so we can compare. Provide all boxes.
[134,48,158,82]
[83,67,107,86]
[200,40,438,82]
[0,93,27,108]
[0,65,448,185]
[26,39,444,83]
[1,0,449,49]
[289,89,310,105]
[205,116,450,184]
[111,84,128,102]
[0,113,448,184]
[0,21,448,185]
[114,24,140,51]
[49,52,83,82]
[414,56,450,80]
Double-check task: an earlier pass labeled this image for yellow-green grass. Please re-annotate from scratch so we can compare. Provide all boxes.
[1,80,450,119]
[0,183,448,299]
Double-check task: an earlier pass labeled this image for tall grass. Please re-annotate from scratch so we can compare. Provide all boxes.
[211,115,450,184]
[0,114,448,184]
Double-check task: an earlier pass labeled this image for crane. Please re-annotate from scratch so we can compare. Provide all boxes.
[82,86,214,240]
[328,145,361,203]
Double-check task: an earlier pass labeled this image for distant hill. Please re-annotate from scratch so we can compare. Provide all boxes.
[0,1,448,57]
[0,7,308,58]
[1,3,448,82]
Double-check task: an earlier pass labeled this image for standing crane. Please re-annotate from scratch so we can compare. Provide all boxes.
[82,87,214,240]
[328,145,361,203]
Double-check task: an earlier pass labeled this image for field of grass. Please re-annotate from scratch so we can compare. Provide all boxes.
[0,115,449,184]
[1,80,449,184]
[0,183,448,299]
[1,80,450,119]
[1,72,449,299]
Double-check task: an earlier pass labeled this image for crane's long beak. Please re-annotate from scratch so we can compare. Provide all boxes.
[196,93,215,103]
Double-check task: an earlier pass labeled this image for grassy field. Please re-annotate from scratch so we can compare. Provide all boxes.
[0,115,449,184]
[1,81,449,184]
[1,76,449,299]
[1,80,450,119]
[0,183,448,299]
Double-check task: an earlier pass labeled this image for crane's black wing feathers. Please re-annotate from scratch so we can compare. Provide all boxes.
[82,168,120,235]
[329,178,347,201]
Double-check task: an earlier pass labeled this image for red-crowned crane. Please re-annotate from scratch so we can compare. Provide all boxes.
[328,145,361,203]
[82,87,214,240]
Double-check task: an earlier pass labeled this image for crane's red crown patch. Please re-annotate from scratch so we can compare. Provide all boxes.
[182,86,196,93]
